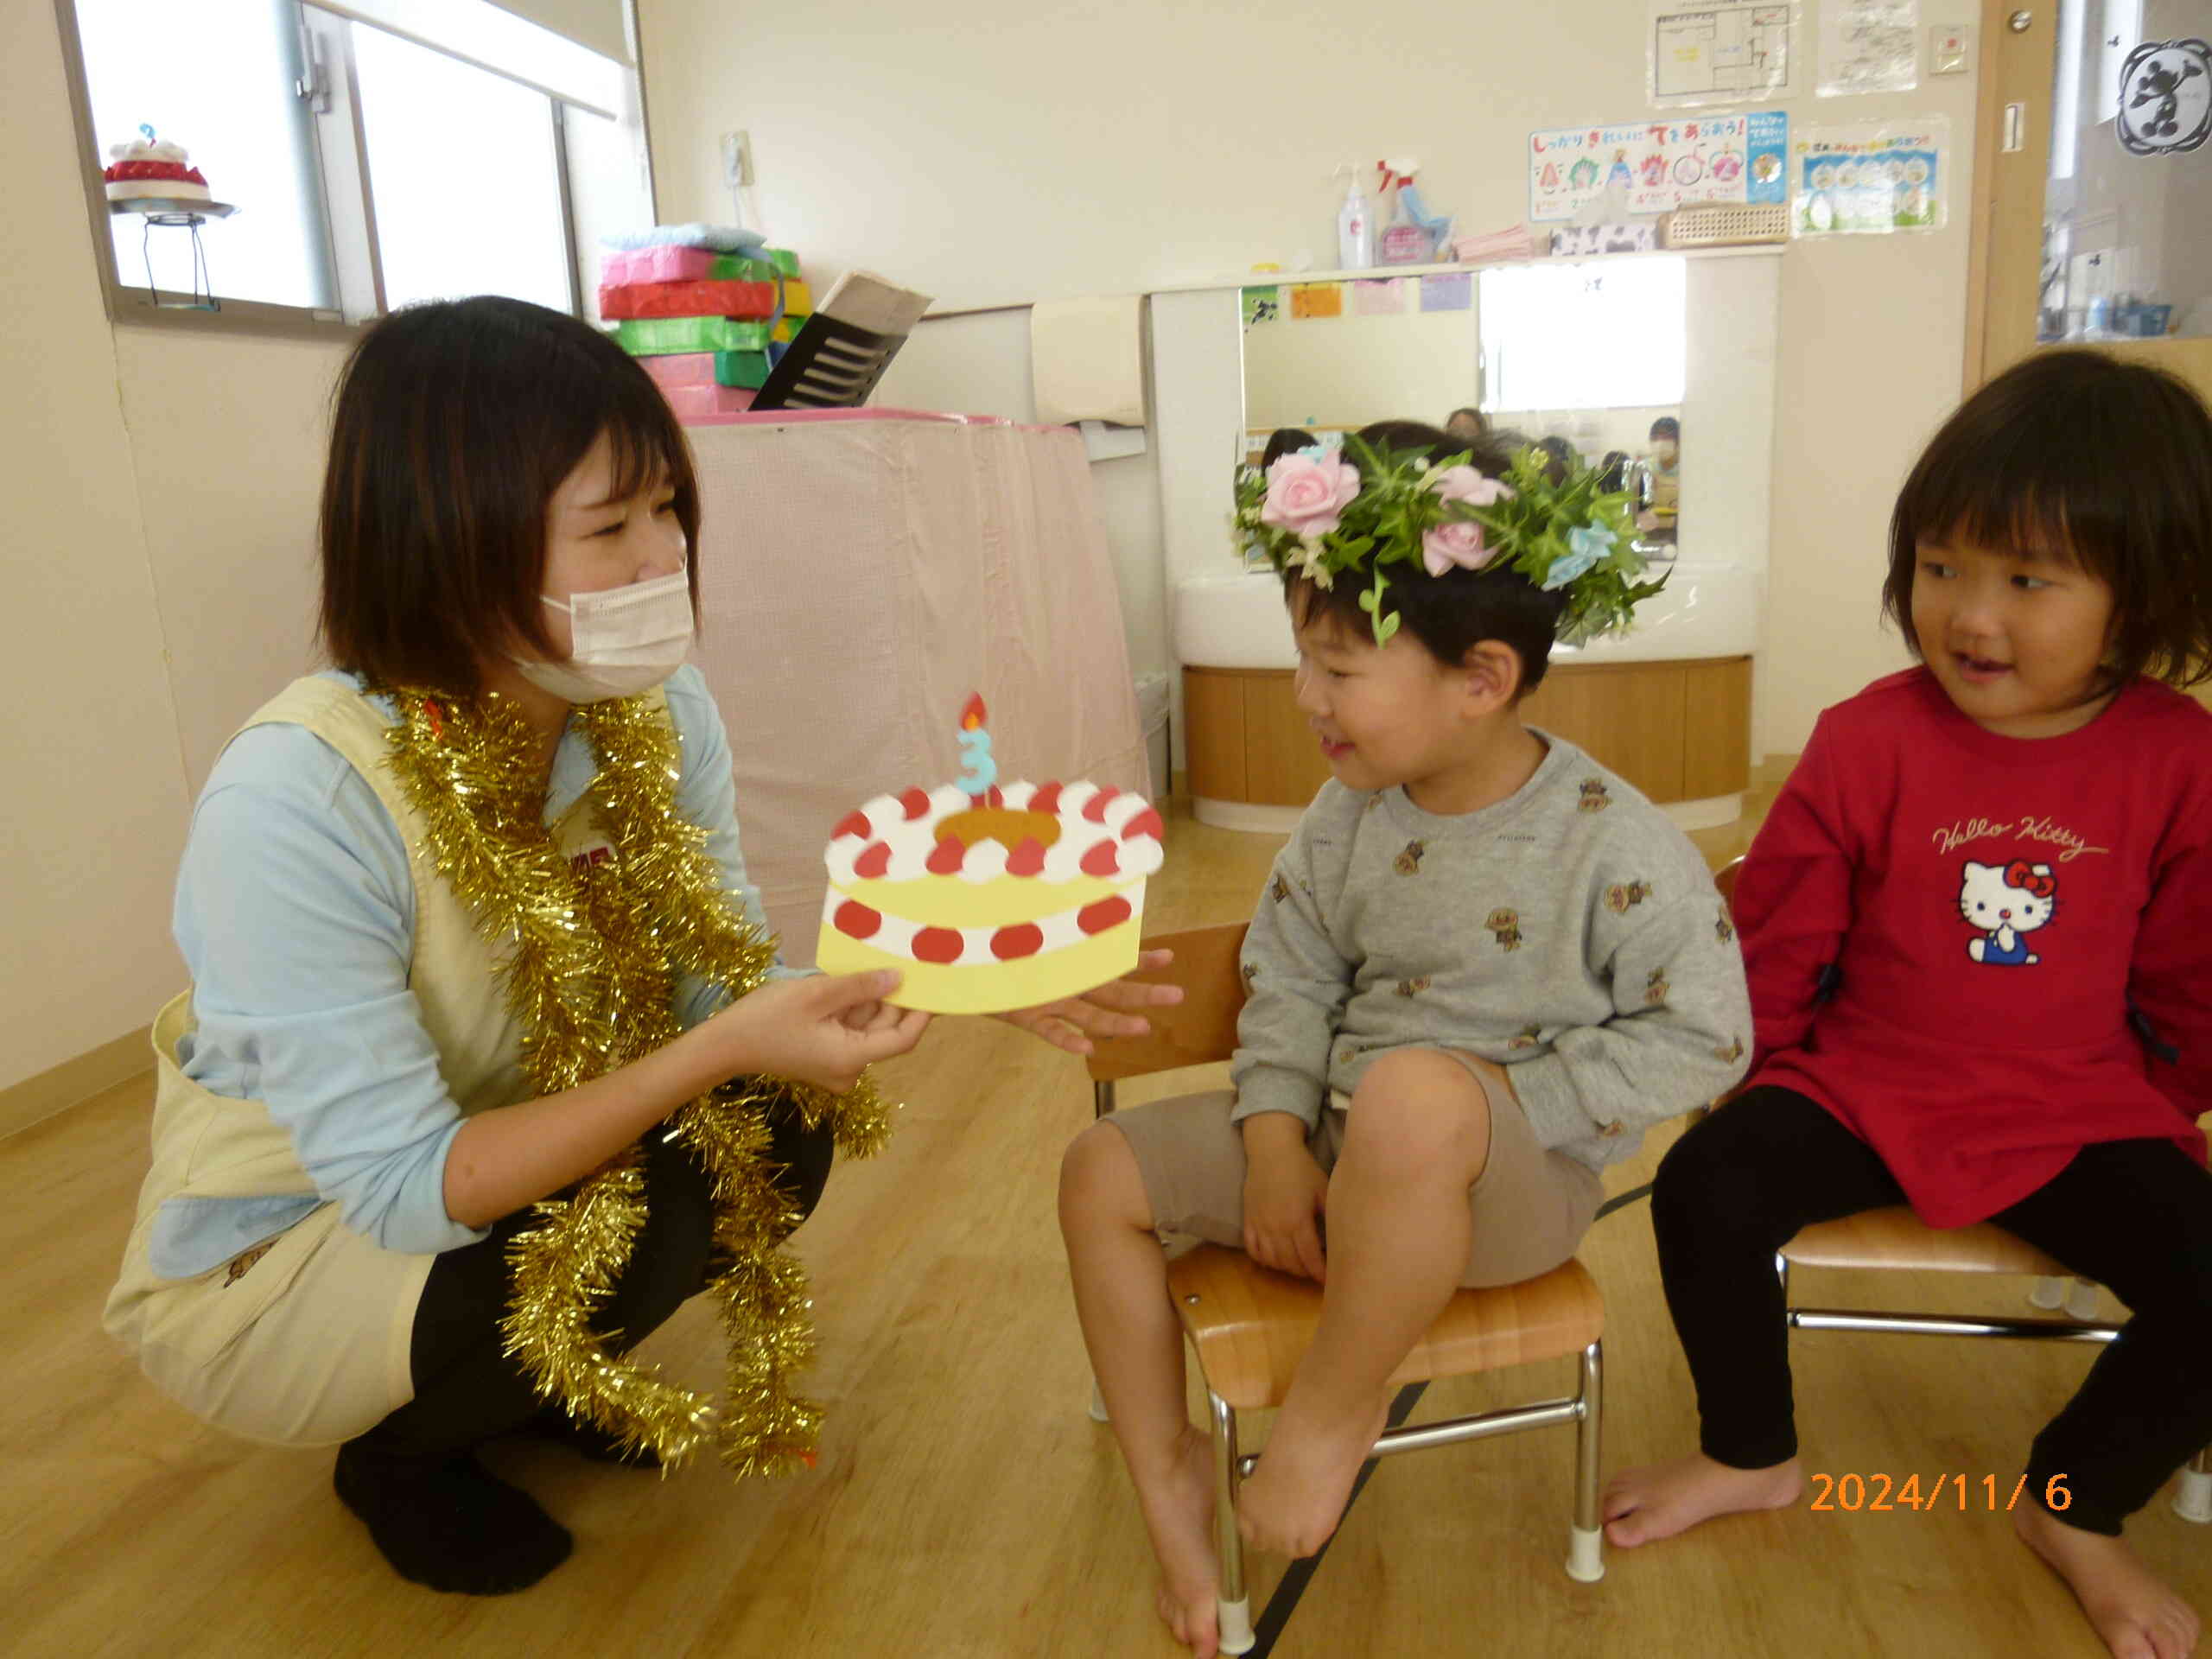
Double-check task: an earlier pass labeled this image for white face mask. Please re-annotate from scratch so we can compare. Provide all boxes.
[513,568,694,702]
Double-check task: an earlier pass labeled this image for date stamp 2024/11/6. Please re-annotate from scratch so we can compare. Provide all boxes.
[1809,1473,2073,1513]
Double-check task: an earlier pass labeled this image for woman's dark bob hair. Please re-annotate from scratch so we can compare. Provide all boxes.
[1884,349,2212,689]
[318,296,701,695]
[1286,420,1567,697]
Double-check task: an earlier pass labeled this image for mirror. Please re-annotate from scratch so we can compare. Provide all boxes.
[1241,255,1688,560]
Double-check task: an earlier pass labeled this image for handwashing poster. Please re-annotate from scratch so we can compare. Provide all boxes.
[1791,120,1946,235]
[1529,111,1789,222]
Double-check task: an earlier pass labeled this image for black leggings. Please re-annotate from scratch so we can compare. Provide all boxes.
[359,1096,836,1459]
[1651,1086,2212,1535]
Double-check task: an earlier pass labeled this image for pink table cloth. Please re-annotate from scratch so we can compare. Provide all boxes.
[687,410,1147,967]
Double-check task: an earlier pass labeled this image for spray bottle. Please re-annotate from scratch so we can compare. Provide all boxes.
[1335,166,1373,270]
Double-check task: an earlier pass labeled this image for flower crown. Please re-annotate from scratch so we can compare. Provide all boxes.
[1235,437,1666,647]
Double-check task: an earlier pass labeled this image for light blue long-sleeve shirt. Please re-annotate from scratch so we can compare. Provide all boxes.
[154,665,792,1278]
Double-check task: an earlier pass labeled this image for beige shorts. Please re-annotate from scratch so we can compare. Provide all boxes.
[1107,1057,1605,1289]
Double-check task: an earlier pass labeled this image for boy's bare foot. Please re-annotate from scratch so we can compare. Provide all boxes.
[2015,1500,2201,1659]
[1236,1393,1390,1560]
[1137,1426,1222,1657]
[1603,1453,1802,1547]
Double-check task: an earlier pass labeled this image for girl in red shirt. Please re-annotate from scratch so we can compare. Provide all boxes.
[1605,351,2212,1659]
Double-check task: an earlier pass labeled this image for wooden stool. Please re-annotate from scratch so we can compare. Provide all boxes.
[1090,925,1611,1653]
[1711,859,2212,1524]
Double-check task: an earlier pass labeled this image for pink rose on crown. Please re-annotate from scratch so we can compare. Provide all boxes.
[1260,453,1363,540]
[1427,465,1515,509]
[1422,519,1494,575]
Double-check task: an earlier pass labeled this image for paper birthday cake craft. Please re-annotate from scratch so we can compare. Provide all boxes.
[816,696,1163,1014]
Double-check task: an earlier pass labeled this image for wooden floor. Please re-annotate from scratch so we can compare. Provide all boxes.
[8,787,2207,1656]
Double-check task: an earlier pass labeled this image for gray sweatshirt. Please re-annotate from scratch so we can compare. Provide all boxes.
[1229,734,1752,1172]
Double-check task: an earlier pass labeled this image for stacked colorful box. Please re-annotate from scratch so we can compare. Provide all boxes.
[602,239,811,411]
[639,352,756,418]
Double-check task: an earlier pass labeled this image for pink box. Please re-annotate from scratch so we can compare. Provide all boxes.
[601,245,721,285]
[661,382,757,422]
[639,352,716,388]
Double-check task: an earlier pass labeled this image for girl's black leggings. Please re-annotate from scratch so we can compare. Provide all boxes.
[1650,1085,2212,1535]
[359,1095,836,1459]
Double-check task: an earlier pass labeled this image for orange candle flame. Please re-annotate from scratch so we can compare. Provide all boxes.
[960,693,988,732]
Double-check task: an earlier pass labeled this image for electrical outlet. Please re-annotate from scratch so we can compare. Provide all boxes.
[720,130,753,191]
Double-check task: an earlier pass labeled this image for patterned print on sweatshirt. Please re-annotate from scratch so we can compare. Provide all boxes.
[1605,880,1653,914]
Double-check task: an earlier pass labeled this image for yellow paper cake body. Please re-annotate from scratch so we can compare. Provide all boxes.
[815,780,1163,1015]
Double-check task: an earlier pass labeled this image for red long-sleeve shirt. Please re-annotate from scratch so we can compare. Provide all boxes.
[1737,668,2212,1226]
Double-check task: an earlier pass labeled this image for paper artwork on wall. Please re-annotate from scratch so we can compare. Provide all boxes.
[1817,0,1919,97]
[1791,118,1947,234]
[1243,286,1284,327]
[1353,278,1409,315]
[1290,283,1345,321]
[1419,272,1473,312]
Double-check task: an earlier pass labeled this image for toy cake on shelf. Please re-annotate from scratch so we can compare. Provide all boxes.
[816,696,1162,1014]
[104,129,211,203]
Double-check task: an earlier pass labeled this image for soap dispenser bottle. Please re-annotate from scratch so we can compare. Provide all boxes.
[1336,168,1373,270]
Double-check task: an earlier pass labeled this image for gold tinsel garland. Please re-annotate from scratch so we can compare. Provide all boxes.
[378,688,893,1476]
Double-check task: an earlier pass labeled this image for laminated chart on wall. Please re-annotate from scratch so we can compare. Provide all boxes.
[1792,119,1947,233]
[1290,283,1345,320]
[1649,0,1798,107]
[1243,286,1283,328]
[1529,111,1789,221]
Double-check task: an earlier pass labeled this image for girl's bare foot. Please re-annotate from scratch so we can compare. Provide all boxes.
[1137,1426,1222,1656]
[1236,1393,1390,1560]
[1603,1453,1802,1547]
[2015,1500,2201,1659]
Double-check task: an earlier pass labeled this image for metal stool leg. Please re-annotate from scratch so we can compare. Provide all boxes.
[1211,1391,1255,1655]
[1567,1339,1605,1582]
[2177,1446,2212,1524]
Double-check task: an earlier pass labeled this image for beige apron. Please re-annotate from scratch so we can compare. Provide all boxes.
[104,676,664,1446]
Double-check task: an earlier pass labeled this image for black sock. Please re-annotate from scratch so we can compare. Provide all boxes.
[334,1438,572,1594]
[524,1405,664,1470]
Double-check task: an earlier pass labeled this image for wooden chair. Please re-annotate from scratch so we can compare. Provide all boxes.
[1709,858,2212,1523]
[1087,925,1607,1656]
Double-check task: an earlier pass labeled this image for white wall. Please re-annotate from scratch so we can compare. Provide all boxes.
[640,0,1970,761]
[2,0,343,1095]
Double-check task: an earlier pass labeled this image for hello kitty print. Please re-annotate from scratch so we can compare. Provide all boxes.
[1958,859,2058,966]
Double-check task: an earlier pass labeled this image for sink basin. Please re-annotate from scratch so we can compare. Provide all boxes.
[1174,562,1762,669]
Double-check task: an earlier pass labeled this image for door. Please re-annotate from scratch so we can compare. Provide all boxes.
[1972,0,2212,392]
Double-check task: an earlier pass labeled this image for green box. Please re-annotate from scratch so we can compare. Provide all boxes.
[764,247,802,279]
[614,316,772,355]
[707,254,779,282]
[713,350,772,389]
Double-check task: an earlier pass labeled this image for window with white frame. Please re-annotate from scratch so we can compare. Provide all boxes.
[63,0,650,325]
[1477,257,1688,412]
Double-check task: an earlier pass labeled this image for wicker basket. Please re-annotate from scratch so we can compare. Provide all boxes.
[1662,203,1789,248]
